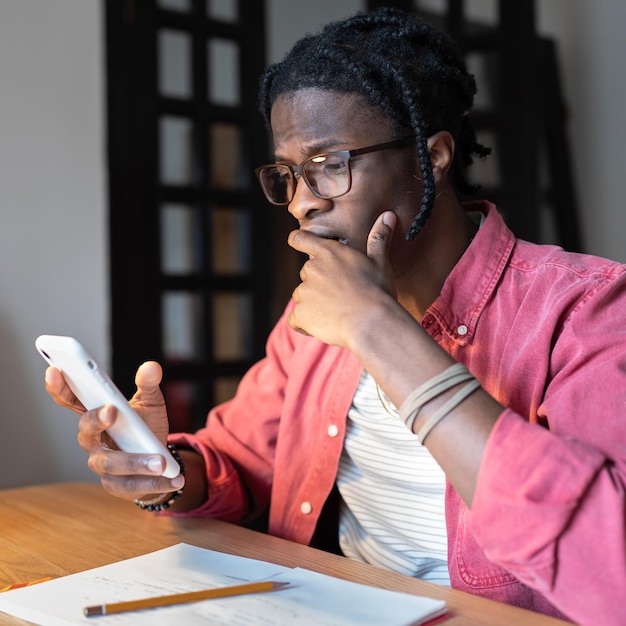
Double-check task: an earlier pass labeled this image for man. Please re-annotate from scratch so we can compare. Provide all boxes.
[47,8,626,624]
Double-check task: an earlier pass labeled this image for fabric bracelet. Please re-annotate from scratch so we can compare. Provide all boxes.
[415,378,481,444]
[134,443,185,512]
[399,363,475,432]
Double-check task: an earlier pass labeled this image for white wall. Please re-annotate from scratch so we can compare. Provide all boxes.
[538,0,626,262]
[0,0,106,488]
[0,0,624,489]
[267,0,363,63]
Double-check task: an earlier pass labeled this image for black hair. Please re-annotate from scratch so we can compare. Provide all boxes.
[258,7,490,240]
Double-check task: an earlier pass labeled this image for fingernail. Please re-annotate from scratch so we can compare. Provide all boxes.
[98,405,114,425]
[382,211,394,226]
[146,456,164,473]
[171,475,185,490]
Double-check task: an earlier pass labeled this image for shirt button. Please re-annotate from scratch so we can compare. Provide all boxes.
[327,424,339,437]
[457,324,468,336]
[300,501,313,515]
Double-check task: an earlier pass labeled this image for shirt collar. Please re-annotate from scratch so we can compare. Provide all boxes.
[423,201,515,345]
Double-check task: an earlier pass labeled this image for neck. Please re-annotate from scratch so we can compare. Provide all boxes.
[395,200,478,321]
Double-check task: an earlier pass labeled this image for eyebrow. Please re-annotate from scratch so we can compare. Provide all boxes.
[273,139,351,163]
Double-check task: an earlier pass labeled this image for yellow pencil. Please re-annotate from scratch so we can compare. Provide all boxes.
[0,577,52,592]
[83,580,289,617]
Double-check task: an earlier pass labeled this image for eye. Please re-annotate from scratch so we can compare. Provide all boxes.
[312,155,347,176]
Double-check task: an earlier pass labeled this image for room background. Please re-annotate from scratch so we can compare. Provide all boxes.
[1,0,624,488]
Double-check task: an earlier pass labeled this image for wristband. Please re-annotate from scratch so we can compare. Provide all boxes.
[415,378,481,444]
[399,363,474,433]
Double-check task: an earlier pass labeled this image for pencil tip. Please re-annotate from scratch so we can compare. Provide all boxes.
[272,582,290,591]
[83,606,104,617]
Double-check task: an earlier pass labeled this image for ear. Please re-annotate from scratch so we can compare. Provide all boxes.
[427,131,455,183]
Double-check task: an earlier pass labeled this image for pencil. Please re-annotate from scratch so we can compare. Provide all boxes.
[0,577,52,592]
[83,580,289,617]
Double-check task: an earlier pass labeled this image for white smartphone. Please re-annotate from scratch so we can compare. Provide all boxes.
[35,334,180,479]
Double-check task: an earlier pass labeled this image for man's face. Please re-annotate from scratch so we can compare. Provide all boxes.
[269,88,424,266]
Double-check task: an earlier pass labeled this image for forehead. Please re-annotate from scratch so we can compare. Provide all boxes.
[270,88,394,154]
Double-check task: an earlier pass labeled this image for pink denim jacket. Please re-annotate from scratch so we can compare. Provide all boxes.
[171,203,626,625]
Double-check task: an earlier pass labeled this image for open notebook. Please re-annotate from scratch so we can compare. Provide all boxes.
[0,543,447,625]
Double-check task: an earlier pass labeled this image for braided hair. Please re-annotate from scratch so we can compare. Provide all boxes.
[258,7,490,240]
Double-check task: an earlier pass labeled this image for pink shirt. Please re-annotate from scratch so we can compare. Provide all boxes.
[171,202,626,625]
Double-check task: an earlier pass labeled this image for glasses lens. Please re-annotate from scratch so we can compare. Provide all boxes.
[303,153,350,199]
[258,165,293,204]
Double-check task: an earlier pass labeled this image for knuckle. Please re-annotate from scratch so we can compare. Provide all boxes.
[87,452,107,476]
[87,448,123,475]
[128,454,154,474]
[370,230,388,245]
[100,475,134,498]
[101,474,167,499]
[78,408,103,434]
[76,431,89,450]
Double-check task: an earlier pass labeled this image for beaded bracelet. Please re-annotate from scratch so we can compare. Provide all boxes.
[134,444,185,512]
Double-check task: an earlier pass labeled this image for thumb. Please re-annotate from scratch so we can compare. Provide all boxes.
[134,361,164,405]
[367,211,397,266]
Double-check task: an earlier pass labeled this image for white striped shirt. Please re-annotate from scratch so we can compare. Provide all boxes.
[337,370,451,586]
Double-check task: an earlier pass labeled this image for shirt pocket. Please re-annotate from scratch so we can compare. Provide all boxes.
[453,504,519,589]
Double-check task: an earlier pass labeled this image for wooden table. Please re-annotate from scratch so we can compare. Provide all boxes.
[0,483,572,625]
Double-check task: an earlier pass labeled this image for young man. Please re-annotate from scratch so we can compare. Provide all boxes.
[46,8,626,625]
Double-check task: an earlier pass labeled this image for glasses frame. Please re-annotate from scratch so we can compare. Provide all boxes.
[255,137,415,206]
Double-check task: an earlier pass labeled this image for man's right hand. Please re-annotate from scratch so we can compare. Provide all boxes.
[44,360,185,501]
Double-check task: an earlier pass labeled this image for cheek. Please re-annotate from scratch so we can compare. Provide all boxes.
[384,169,424,228]
[347,160,422,245]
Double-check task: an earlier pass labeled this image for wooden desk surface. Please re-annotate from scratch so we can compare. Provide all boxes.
[0,483,571,626]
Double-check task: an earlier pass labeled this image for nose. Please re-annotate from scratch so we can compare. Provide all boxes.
[287,176,331,221]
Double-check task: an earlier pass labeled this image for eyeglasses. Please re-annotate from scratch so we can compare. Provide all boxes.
[254,137,415,206]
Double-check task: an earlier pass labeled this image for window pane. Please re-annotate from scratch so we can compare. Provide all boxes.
[470,129,499,188]
[158,0,192,11]
[164,380,200,430]
[465,0,498,26]
[158,29,192,99]
[465,52,498,111]
[162,292,203,360]
[212,292,252,360]
[160,116,194,185]
[208,38,240,106]
[209,122,246,188]
[211,207,251,274]
[207,0,237,22]
[161,204,202,274]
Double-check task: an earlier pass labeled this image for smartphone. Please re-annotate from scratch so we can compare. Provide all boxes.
[35,335,180,479]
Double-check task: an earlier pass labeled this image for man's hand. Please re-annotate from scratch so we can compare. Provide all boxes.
[286,211,398,348]
[45,361,184,500]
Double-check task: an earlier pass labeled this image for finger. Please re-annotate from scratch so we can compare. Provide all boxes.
[287,229,334,257]
[77,405,117,450]
[133,361,164,407]
[131,361,170,443]
[87,447,180,480]
[100,471,185,501]
[367,211,397,267]
[44,366,85,413]
[286,309,311,336]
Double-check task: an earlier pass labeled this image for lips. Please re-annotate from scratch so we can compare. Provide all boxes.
[324,236,348,245]
[306,231,347,245]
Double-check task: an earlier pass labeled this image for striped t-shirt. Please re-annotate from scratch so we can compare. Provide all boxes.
[336,370,451,586]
